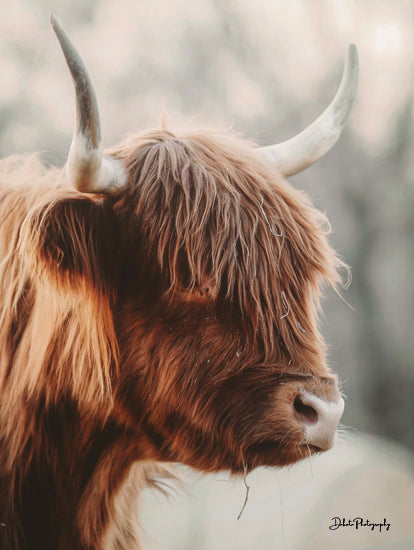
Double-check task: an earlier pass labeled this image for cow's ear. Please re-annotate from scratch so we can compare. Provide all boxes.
[19,193,119,292]
[18,192,119,405]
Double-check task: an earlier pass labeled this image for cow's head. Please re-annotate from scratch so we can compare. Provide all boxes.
[34,16,357,474]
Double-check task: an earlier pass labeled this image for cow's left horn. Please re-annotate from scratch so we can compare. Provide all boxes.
[50,14,125,193]
[258,44,359,177]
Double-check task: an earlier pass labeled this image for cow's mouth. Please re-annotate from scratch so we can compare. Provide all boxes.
[300,443,323,453]
[246,439,324,467]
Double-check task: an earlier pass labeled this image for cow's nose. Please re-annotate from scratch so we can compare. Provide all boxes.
[293,391,344,451]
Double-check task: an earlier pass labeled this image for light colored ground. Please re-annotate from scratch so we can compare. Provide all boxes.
[140,434,414,550]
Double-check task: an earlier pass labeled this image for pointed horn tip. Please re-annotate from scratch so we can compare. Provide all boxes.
[49,13,57,28]
[49,13,64,37]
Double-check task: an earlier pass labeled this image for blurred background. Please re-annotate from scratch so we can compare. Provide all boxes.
[0,0,413,548]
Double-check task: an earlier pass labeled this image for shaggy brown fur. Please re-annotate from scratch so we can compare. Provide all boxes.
[0,129,345,549]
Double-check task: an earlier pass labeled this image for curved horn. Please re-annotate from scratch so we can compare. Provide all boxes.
[258,44,359,177]
[50,14,125,193]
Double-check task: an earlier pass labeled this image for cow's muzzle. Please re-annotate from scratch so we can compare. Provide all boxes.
[294,390,345,451]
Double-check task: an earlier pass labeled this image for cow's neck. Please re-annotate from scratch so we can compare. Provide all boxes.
[0,396,150,550]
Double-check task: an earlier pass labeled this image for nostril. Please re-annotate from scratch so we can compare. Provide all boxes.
[294,394,318,425]
[295,391,344,451]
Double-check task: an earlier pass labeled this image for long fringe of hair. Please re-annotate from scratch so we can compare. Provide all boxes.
[113,128,347,363]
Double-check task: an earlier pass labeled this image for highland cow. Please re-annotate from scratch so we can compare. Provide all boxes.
[0,14,358,550]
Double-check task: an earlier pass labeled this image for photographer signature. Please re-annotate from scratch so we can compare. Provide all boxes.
[329,517,391,532]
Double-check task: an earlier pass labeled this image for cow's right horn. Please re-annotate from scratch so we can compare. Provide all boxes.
[258,44,359,177]
[50,14,126,193]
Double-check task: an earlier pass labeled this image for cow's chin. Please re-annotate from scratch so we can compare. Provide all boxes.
[243,439,322,470]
